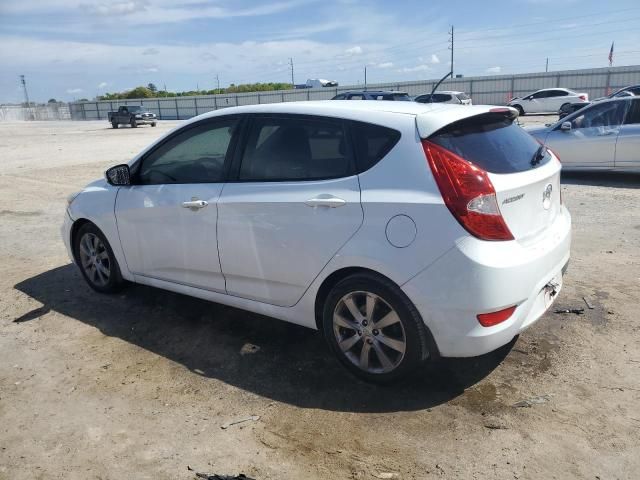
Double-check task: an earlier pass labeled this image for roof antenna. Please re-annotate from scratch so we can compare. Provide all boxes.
[429,71,452,103]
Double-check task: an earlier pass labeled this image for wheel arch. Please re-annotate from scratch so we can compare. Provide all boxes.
[69,217,93,264]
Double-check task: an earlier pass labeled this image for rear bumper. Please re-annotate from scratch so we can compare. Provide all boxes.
[402,206,571,357]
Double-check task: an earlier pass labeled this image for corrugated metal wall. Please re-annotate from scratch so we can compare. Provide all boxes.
[70,65,640,120]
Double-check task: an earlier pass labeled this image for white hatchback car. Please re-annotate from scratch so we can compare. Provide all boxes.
[62,101,571,382]
[509,88,588,115]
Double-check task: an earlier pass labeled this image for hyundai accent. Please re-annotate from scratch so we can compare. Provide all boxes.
[62,101,571,382]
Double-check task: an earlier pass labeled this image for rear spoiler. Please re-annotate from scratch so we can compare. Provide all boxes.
[416,105,518,138]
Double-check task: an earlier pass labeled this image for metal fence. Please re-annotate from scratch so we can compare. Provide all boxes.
[0,103,71,121]
[70,65,640,121]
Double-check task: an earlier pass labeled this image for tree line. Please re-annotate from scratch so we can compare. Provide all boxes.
[97,82,293,100]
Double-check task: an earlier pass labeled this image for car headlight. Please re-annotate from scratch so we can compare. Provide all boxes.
[135,114,142,119]
[66,191,81,207]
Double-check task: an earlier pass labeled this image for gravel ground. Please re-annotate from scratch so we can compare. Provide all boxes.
[1,117,639,480]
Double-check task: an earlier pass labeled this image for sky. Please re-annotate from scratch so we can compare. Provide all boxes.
[0,0,639,103]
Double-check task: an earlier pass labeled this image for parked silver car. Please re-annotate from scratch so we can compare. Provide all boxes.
[527,97,640,169]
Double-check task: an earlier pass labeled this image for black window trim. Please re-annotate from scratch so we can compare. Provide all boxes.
[130,114,245,185]
[227,113,358,183]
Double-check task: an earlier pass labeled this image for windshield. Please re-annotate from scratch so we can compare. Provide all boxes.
[127,106,142,112]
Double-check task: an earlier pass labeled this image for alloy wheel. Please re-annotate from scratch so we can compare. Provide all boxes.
[78,232,111,287]
[332,291,406,374]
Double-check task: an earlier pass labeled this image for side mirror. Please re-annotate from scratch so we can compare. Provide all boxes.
[560,121,572,131]
[105,164,131,186]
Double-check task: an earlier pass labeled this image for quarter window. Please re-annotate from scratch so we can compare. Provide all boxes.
[351,121,401,173]
[238,116,352,181]
[138,119,237,184]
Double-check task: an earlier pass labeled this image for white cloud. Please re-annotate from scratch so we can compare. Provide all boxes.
[80,1,148,17]
[430,54,440,64]
[344,46,363,56]
[397,64,429,73]
[486,66,501,74]
[376,62,394,69]
[142,47,159,55]
[66,88,83,93]
[97,82,108,89]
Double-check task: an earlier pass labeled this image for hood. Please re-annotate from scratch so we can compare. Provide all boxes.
[523,125,550,142]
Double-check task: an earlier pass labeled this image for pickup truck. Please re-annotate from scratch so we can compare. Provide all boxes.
[108,105,157,128]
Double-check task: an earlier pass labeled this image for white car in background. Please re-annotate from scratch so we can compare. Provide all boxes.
[414,91,472,105]
[509,88,588,115]
[62,101,571,383]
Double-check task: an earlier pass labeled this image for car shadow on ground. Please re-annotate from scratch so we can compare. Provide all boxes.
[14,264,513,413]
[562,170,640,189]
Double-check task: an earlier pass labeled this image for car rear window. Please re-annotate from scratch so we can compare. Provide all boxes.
[456,93,470,100]
[429,112,549,174]
[351,121,401,173]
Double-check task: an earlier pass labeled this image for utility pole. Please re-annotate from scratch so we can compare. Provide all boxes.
[20,75,30,107]
[215,74,220,92]
[289,57,294,85]
[364,65,367,90]
[545,57,549,72]
[448,25,454,77]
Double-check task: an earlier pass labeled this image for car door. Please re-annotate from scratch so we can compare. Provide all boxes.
[115,116,240,291]
[544,101,628,168]
[217,114,363,307]
[525,91,546,113]
[547,90,569,111]
[614,98,640,168]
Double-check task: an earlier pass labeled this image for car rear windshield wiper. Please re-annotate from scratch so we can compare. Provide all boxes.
[530,145,547,166]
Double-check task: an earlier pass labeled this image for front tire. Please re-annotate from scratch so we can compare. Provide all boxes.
[74,223,125,293]
[322,273,431,383]
[514,104,525,117]
[130,119,138,128]
[111,120,118,129]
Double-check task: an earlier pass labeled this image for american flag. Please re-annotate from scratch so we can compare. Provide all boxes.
[608,42,614,66]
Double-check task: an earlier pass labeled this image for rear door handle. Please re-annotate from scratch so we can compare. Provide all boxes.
[182,200,208,209]
[305,196,346,208]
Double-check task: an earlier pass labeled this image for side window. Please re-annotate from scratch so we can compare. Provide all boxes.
[138,118,237,184]
[570,102,627,130]
[333,94,346,100]
[238,116,352,181]
[348,94,365,100]
[624,99,640,125]
[351,121,401,173]
[548,90,567,97]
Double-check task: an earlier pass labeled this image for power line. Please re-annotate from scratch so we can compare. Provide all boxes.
[454,6,640,38]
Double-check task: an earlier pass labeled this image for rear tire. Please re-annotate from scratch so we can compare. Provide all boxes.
[111,120,118,129]
[151,122,157,127]
[322,272,432,383]
[514,104,525,117]
[130,119,138,128]
[73,222,125,294]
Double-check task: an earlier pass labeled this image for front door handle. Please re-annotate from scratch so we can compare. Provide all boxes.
[182,199,208,209]
[305,196,346,208]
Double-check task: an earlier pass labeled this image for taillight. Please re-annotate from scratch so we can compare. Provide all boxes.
[579,94,587,101]
[477,305,517,327]
[422,140,514,241]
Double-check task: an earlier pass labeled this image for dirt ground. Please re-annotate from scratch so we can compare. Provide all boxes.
[1,118,639,480]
